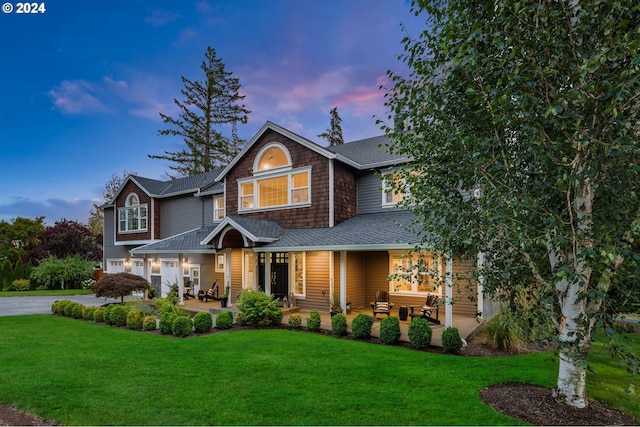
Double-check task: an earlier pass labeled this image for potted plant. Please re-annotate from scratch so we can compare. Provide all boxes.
[220,285,230,307]
[329,298,342,317]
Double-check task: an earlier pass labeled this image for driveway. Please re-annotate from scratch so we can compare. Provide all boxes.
[0,294,134,317]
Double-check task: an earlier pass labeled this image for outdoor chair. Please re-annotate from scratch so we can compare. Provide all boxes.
[183,279,194,300]
[409,294,441,324]
[198,281,219,302]
[371,290,394,318]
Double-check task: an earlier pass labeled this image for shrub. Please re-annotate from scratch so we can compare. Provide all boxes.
[331,313,348,336]
[306,311,321,331]
[103,304,114,325]
[193,312,213,333]
[408,318,432,349]
[127,302,156,316]
[93,306,105,323]
[82,306,96,321]
[215,311,233,329]
[351,313,374,339]
[236,289,283,327]
[442,327,464,353]
[159,313,176,335]
[72,304,85,319]
[126,309,145,330]
[288,313,302,329]
[172,316,193,337]
[52,299,71,315]
[155,295,188,317]
[109,305,128,327]
[143,315,157,331]
[91,272,150,303]
[480,311,524,351]
[380,316,401,345]
[11,279,30,291]
[63,301,79,316]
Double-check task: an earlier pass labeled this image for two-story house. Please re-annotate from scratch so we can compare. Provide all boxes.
[102,121,488,324]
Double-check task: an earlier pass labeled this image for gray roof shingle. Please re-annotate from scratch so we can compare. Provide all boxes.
[327,135,410,169]
[130,226,218,255]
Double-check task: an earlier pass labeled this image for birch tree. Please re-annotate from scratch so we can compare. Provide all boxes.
[383,0,640,408]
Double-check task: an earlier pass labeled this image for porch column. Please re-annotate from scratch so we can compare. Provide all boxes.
[264,251,271,295]
[178,253,184,305]
[340,251,347,312]
[445,255,453,327]
[143,255,149,300]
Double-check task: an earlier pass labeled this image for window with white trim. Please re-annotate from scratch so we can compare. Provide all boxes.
[118,193,148,232]
[213,195,225,221]
[382,172,407,207]
[389,251,439,294]
[290,252,305,296]
[239,143,310,211]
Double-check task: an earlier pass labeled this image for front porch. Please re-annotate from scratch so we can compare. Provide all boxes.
[182,297,482,347]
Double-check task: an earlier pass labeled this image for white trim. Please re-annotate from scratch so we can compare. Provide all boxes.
[329,159,334,227]
[253,142,292,174]
[237,166,311,212]
[445,256,453,327]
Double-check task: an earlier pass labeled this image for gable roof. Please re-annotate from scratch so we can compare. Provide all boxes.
[104,169,223,207]
[326,135,411,169]
[201,215,285,247]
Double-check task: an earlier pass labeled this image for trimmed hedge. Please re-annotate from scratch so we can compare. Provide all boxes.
[408,318,432,348]
[172,316,193,337]
[351,313,374,339]
[109,305,128,327]
[93,306,105,323]
[143,315,157,331]
[216,311,234,329]
[306,311,321,331]
[331,313,348,336]
[288,313,302,329]
[193,312,213,333]
[159,313,176,335]
[380,316,401,345]
[126,309,145,330]
[442,327,463,353]
[82,306,96,321]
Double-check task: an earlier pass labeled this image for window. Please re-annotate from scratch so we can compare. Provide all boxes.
[118,193,148,232]
[213,196,225,221]
[256,145,289,171]
[216,253,225,272]
[389,251,438,294]
[238,169,311,211]
[291,252,305,296]
[382,172,406,207]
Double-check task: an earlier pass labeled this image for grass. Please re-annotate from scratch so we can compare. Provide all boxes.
[0,315,638,426]
[0,289,92,297]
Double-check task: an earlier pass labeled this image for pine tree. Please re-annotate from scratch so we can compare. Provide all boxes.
[150,46,250,177]
[318,106,344,146]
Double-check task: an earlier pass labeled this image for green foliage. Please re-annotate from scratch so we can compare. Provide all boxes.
[30,255,94,290]
[306,311,321,332]
[331,313,347,336]
[408,318,433,349]
[109,305,128,327]
[351,313,374,339]
[236,289,283,327]
[126,309,145,330]
[442,327,463,354]
[150,46,250,176]
[480,311,525,351]
[155,295,188,317]
[103,305,114,325]
[63,301,80,317]
[172,316,192,337]
[10,279,30,291]
[93,306,105,323]
[215,311,233,329]
[91,272,150,302]
[379,316,401,345]
[71,304,85,319]
[288,313,302,329]
[193,312,213,333]
[143,315,157,331]
[82,306,96,321]
[159,313,176,335]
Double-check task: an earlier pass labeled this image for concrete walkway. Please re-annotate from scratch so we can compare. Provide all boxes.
[0,294,138,317]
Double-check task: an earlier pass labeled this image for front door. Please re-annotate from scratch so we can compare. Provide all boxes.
[258,252,289,298]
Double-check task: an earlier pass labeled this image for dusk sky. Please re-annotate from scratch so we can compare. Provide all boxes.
[0,0,422,225]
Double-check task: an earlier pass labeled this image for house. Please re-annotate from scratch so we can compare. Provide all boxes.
[102,121,491,326]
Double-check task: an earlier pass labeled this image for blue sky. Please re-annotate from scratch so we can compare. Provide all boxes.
[0,0,422,225]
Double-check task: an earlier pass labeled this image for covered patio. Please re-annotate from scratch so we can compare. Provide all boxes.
[182,297,482,347]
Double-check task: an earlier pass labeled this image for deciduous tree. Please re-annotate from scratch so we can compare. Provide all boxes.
[383,0,639,409]
[149,46,250,177]
[87,170,135,239]
[91,272,150,303]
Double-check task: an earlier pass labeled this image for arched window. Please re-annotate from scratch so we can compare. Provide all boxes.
[254,143,291,172]
[119,193,148,232]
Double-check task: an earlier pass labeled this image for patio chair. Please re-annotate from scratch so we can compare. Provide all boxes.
[183,279,194,300]
[371,290,394,318]
[198,281,219,302]
[409,294,441,324]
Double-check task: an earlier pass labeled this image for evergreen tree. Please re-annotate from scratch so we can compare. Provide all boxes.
[318,106,344,146]
[149,46,250,177]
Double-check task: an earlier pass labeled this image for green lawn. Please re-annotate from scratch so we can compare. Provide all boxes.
[0,289,92,297]
[0,315,637,426]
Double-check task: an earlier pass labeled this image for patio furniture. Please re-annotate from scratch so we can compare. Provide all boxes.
[183,279,195,300]
[198,281,219,302]
[371,290,393,318]
[409,294,440,324]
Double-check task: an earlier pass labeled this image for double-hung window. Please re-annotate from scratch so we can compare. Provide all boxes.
[389,251,439,294]
[382,171,407,207]
[118,194,147,232]
[213,196,225,221]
